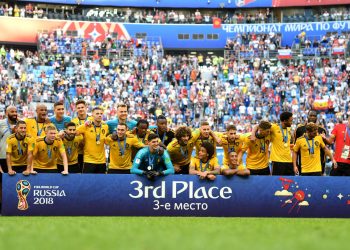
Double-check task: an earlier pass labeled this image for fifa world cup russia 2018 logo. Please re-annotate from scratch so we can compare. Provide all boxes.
[16,180,31,210]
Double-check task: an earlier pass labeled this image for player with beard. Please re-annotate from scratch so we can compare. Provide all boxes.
[131,133,174,180]
[293,122,336,176]
[77,107,109,174]
[220,125,244,168]
[294,110,328,174]
[167,126,201,174]
[194,121,221,157]
[105,123,144,174]
[0,106,18,173]
[250,112,294,175]
[6,121,35,175]
[221,151,250,176]
[238,121,272,175]
[25,104,55,139]
[189,141,220,181]
[151,115,175,148]
[130,119,151,160]
[33,126,68,174]
[57,122,84,173]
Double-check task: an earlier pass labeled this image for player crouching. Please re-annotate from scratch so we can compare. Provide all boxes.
[189,142,220,180]
[221,151,250,176]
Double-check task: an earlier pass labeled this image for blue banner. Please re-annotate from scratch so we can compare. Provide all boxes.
[18,0,272,8]
[3,174,350,217]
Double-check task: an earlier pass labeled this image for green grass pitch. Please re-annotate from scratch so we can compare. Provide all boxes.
[0,217,348,250]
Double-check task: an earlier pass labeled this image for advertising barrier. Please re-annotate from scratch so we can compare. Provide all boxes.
[1,17,350,49]
[3,174,350,217]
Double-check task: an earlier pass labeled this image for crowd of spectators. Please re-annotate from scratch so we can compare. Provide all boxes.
[224,32,283,60]
[2,28,350,134]
[38,32,163,60]
[1,2,350,25]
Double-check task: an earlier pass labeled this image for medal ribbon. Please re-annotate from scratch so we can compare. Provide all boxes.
[94,124,101,142]
[200,160,210,172]
[280,124,288,143]
[305,136,315,154]
[117,137,127,156]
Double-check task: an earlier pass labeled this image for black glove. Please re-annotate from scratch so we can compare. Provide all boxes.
[145,170,156,181]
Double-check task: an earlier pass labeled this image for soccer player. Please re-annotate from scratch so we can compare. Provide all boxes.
[25,104,55,139]
[151,115,175,148]
[0,106,18,173]
[131,133,174,180]
[326,115,350,176]
[167,126,200,174]
[33,125,68,174]
[269,111,294,175]
[130,119,151,159]
[293,122,336,176]
[238,121,272,175]
[189,141,220,180]
[71,100,91,171]
[106,103,137,134]
[105,123,144,174]
[194,121,221,157]
[294,110,328,174]
[57,122,84,173]
[221,151,250,176]
[77,107,109,174]
[220,125,244,168]
[71,100,91,126]
[49,101,72,131]
[6,121,34,175]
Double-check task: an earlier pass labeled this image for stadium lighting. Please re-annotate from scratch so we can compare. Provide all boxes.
[208,0,211,4]
[228,0,231,3]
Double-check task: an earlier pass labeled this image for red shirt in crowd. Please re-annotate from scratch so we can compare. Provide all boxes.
[331,123,350,164]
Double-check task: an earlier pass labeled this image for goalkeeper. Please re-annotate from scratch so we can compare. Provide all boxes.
[131,133,174,180]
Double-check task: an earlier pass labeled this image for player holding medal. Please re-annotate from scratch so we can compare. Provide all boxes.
[293,122,336,176]
[77,107,109,174]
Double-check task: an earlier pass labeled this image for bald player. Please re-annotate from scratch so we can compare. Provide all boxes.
[0,106,18,173]
[25,104,55,139]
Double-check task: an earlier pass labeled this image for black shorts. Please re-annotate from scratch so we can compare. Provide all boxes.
[107,169,130,174]
[301,172,322,176]
[0,158,8,173]
[272,162,294,176]
[175,163,189,175]
[33,168,59,173]
[83,163,106,174]
[330,162,350,176]
[78,154,84,169]
[57,163,81,173]
[248,166,271,175]
[12,165,28,173]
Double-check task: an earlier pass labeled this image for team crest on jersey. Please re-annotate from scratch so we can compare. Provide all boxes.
[53,146,57,151]
[74,142,79,148]
[23,143,27,148]
[315,141,319,147]
[102,129,105,134]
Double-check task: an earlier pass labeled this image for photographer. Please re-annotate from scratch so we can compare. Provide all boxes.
[131,134,174,180]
